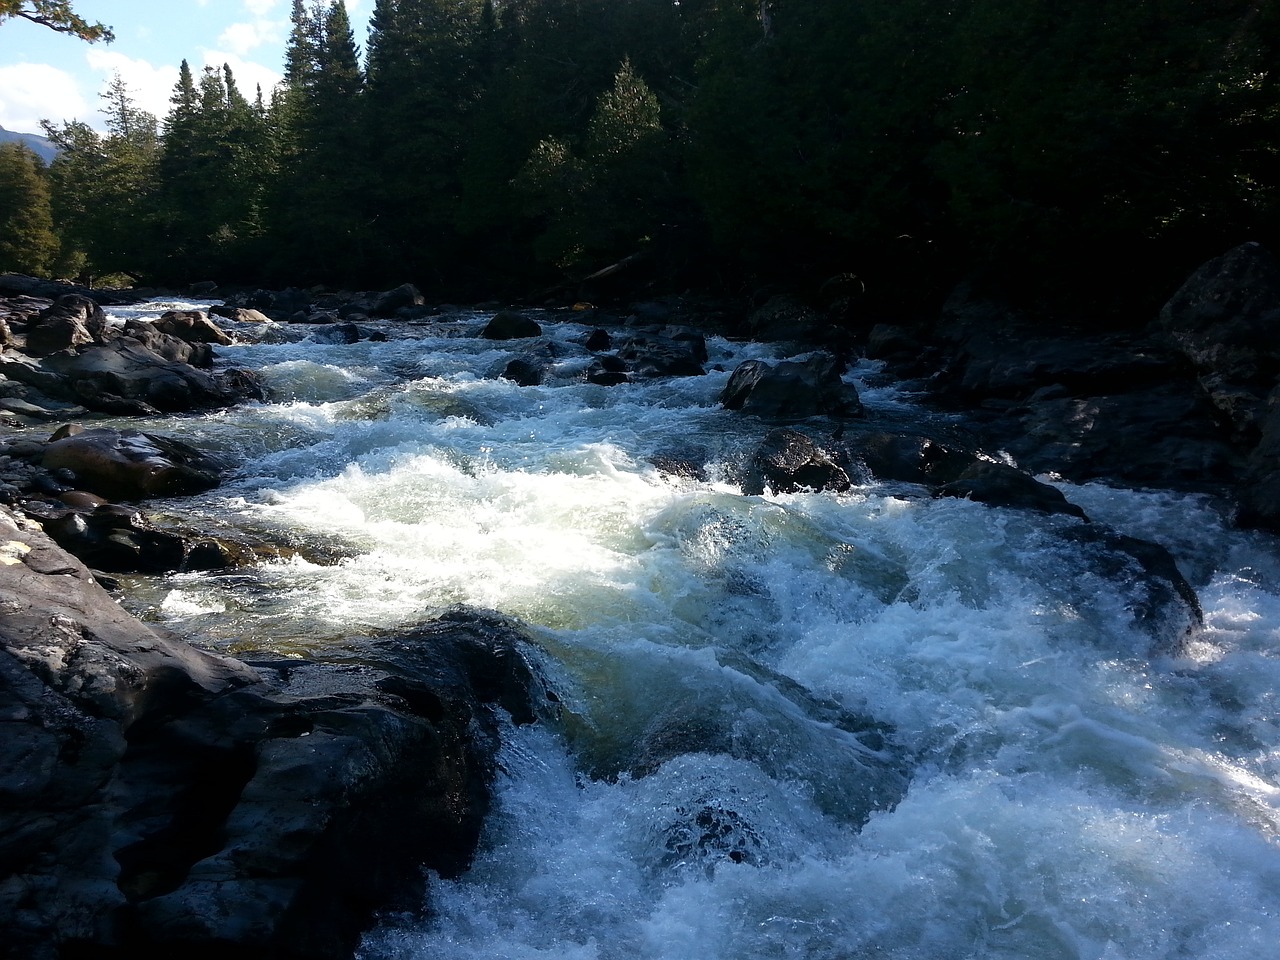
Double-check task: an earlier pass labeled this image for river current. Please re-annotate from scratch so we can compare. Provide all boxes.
[103,300,1280,959]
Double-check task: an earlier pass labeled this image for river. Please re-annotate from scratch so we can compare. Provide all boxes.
[106,299,1280,959]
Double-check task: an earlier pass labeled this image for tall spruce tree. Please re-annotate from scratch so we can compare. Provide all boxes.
[155,62,273,280]
[42,75,158,280]
[364,0,490,285]
[269,0,369,283]
[0,142,59,275]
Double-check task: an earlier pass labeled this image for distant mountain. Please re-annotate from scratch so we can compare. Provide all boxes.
[0,125,58,165]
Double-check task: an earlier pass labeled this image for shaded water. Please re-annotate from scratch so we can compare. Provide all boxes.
[111,302,1280,959]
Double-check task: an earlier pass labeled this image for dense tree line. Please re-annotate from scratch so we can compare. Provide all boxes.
[3,0,1278,317]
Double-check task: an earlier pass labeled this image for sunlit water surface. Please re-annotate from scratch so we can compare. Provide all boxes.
[107,302,1280,960]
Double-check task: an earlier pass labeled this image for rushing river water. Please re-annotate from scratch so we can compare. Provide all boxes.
[105,299,1280,959]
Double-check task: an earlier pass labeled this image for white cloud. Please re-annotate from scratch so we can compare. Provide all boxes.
[245,0,281,15]
[219,20,279,56]
[85,49,180,126]
[0,63,93,133]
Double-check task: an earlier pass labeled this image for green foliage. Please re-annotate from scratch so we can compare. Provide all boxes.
[154,62,274,280]
[12,0,1277,307]
[41,76,158,279]
[267,0,370,284]
[0,142,59,274]
[516,58,674,270]
[0,0,111,41]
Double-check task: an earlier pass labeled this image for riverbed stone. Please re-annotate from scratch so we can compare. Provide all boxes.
[153,309,235,346]
[0,506,550,960]
[1158,241,1280,438]
[741,428,852,495]
[482,310,542,340]
[41,427,226,501]
[721,353,862,419]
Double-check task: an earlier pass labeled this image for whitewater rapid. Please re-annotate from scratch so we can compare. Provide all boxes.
[110,301,1280,959]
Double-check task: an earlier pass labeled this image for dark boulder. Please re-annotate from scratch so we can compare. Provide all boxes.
[1157,241,1280,437]
[1003,385,1239,488]
[586,354,629,386]
[936,459,1088,520]
[1056,523,1203,655]
[1238,387,1280,532]
[584,328,612,351]
[741,428,852,495]
[746,295,826,342]
[23,294,108,356]
[371,283,425,317]
[502,355,547,387]
[40,339,255,412]
[120,318,214,367]
[22,500,207,573]
[41,426,225,501]
[482,310,542,340]
[0,508,549,960]
[721,353,862,419]
[614,331,706,379]
[845,431,978,487]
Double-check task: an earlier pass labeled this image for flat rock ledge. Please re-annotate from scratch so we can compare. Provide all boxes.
[0,505,549,960]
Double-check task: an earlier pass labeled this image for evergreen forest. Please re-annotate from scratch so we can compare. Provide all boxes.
[2,0,1278,320]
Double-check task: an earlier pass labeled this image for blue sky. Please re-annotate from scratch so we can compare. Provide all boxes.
[0,0,372,134]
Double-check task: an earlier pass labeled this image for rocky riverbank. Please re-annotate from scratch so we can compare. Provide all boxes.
[1,242,1277,957]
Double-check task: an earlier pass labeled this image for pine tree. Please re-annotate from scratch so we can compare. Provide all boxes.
[0,142,59,275]
[41,75,158,280]
[268,0,369,283]
[363,0,490,285]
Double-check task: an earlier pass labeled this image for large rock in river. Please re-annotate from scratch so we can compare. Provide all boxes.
[22,294,108,356]
[1158,241,1280,437]
[721,353,862,419]
[41,426,226,500]
[0,506,550,959]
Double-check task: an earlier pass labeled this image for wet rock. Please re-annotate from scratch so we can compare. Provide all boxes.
[1057,523,1203,654]
[741,428,852,495]
[845,431,978,486]
[1238,386,1280,532]
[614,331,706,379]
[371,283,425,317]
[1004,385,1238,488]
[584,328,612,351]
[120,318,214,367]
[747,295,826,342]
[482,310,541,340]
[23,294,108,356]
[586,355,629,386]
[1157,241,1280,438]
[502,355,547,387]
[721,353,862,419]
[936,459,1088,520]
[153,309,234,346]
[210,305,273,325]
[41,427,225,501]
[35,339,253,412]
[0,508,549,960]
